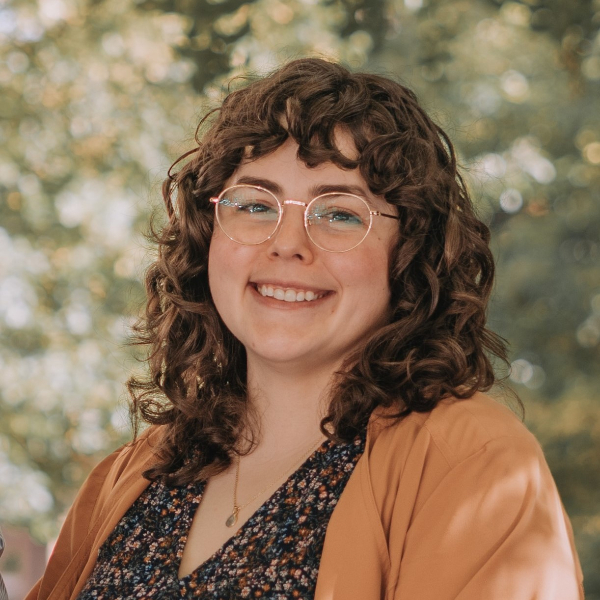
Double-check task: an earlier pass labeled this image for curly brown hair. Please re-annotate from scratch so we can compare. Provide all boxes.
[128,57,512,485]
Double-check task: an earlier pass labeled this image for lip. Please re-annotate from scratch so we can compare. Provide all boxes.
[250,280,332,295]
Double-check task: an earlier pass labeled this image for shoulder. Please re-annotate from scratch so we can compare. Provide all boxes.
[77,425,164,507]
[366,392,564,537]
[420,392,538,467]
[105,425,164,477]
[64,427,164,539]
[368,391,541,470]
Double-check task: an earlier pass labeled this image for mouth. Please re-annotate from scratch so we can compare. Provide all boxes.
[250,282,330,303]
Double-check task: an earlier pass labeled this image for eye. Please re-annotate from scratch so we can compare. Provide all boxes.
[219,194,279,216]
[307,194,371,229]
[308,200,368,228]
[236,199,277,214]
[319,208,363,225]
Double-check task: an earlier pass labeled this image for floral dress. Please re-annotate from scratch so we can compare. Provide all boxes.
[78,426,367,599]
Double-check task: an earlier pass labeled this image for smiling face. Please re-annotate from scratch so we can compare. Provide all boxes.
[208,135,398,376]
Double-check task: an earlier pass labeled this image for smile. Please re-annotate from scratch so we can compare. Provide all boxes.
[254,283,328,303]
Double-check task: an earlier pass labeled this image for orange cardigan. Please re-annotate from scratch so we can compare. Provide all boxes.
[26,393,584,599]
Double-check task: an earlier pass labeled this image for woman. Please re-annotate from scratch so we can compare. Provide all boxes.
[27,58,583,599]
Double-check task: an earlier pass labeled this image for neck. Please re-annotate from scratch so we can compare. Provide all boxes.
[243,356,338,455]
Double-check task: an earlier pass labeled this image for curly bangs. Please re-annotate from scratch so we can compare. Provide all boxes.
[128,57,511,485]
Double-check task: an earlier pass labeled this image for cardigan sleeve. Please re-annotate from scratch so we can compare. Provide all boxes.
[392,433,584,600]
[24,427,163,600]
[24,446,127,600]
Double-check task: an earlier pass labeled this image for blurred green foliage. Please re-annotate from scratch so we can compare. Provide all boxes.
[0,0,598,594]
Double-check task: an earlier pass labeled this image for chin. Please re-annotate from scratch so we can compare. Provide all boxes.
[247,345,311,365]
[245,341,336,370]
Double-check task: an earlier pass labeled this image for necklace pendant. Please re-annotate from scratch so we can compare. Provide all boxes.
[225,508,238,528]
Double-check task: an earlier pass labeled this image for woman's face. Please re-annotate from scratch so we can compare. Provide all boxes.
[208,135,398,375]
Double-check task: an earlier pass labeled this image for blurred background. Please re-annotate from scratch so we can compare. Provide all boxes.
[0,0,598,597]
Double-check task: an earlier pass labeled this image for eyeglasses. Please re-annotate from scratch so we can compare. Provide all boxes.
[210,184,399,253]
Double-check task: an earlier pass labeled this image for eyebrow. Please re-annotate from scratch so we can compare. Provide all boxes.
[234,175,373,204]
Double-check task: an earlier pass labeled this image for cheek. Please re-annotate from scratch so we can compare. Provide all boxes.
[208,231,256,316]
[330,243,392,310]
[350,243,391,289]
[207,236,224,298]
[208,233,239,312]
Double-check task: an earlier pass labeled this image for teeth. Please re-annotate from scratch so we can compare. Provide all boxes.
[258,285,323,302]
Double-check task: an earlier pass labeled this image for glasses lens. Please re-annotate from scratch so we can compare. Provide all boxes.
[307,194,371,251]
[216,185,280,244]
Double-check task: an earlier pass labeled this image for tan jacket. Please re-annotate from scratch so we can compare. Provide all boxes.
[26,393,584,599]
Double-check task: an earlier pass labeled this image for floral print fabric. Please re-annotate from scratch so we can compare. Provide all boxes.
[78,427,366,599]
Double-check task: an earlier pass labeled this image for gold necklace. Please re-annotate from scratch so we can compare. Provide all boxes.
[225,436,326,528]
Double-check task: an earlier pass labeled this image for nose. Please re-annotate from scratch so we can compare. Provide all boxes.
[267,201,314,262]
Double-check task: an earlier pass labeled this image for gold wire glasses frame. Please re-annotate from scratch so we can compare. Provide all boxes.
[210,184,400,253]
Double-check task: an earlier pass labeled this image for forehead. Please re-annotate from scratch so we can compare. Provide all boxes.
[231,126,360,186]
[230,153,367,201]
[228,137,394,213]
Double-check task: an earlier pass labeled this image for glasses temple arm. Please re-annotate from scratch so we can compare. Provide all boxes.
[371,210,400,220]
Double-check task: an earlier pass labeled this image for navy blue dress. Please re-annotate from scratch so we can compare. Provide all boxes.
[78,428,366,599]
